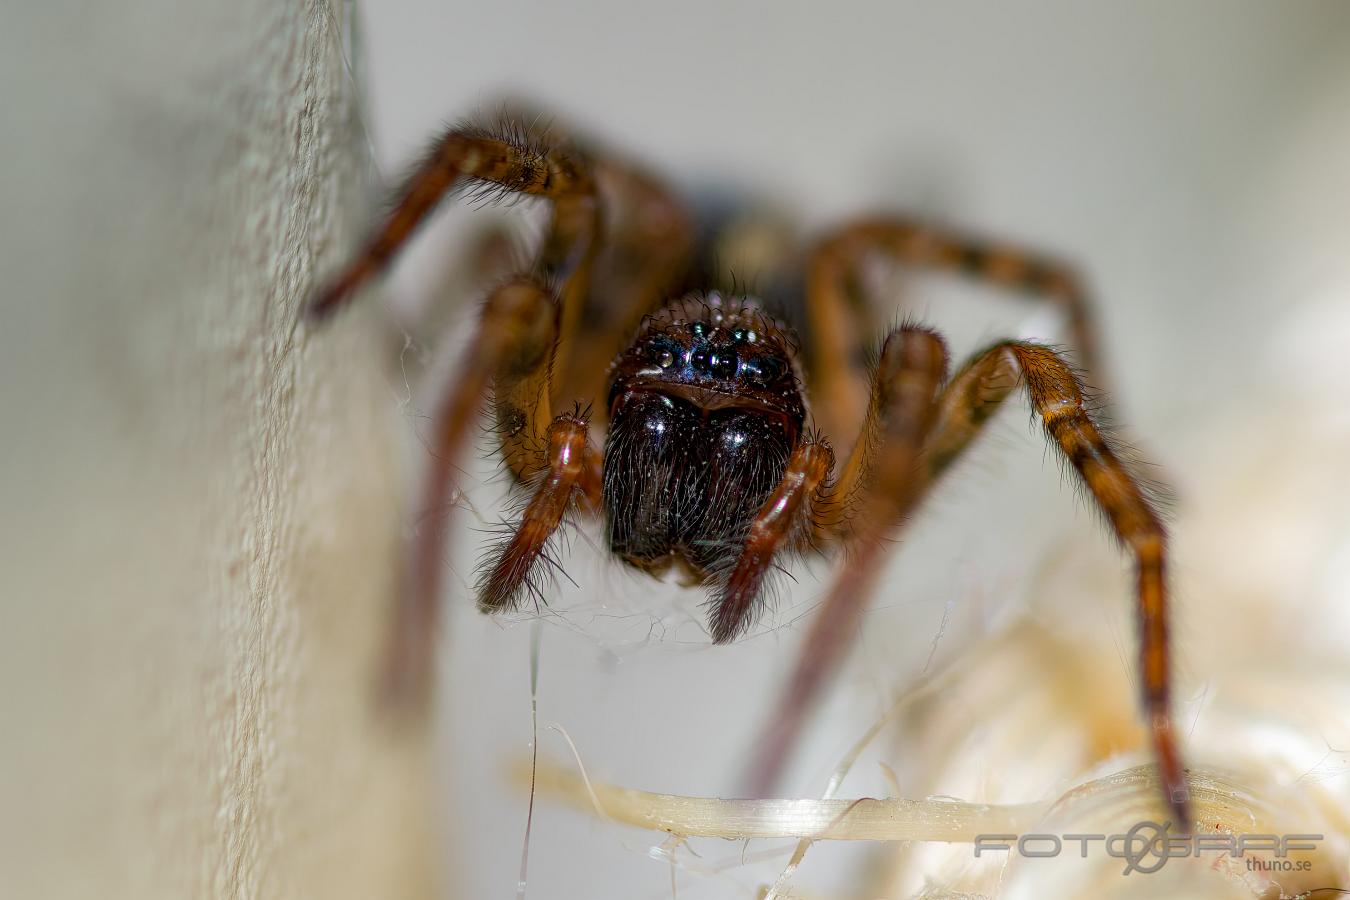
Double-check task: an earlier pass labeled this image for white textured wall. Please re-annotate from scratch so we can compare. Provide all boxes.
[0,3,434,897]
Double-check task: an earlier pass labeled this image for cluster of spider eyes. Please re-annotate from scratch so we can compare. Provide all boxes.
[645,322,785,384]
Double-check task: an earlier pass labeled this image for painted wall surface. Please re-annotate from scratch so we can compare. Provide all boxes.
[0,4,435,897]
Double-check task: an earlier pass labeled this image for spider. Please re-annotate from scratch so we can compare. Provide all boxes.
[308,107,1191,829]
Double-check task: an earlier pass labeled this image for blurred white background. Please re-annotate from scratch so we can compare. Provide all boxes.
[353,3,1350,897]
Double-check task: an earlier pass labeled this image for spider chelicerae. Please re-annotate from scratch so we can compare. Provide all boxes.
[309,106,1190,828]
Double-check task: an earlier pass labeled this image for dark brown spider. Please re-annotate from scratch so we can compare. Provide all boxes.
[308,107,1190,829]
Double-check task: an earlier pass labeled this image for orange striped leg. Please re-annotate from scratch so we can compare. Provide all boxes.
[308,124,597,321]
[921,341,1023,479]
[810,324,952,542]
[710,440,834,644]
[806,217,1097,451]
[477,411,594,612]
[747,327,948,795]
[489,101,697,405]
[926,341,1188,828]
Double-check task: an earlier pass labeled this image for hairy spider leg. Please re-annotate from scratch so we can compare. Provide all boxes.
[710,439,834,644]
[808,321,953,541]
[494,101,699,409]
[806,218,1099,455]
[744,326,948,793]
[477,411,596,613]
[749,338,1190,830]
[306,124,601,408]
[381,119,696,700]
[388,278,558,703]
[929,341,1188,828]
[306,120,604,702]
[500,103,697,369]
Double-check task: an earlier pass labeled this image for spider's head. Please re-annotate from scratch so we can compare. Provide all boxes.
[606,292,805,424]
[602,292,808,580]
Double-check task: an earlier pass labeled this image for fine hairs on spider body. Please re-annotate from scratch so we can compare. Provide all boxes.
[308,106,1191,828]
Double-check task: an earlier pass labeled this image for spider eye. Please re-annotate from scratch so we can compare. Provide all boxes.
[647,339,678,369]
[743,355,784,384]
[689,345,739,379]
[710,350,738,379]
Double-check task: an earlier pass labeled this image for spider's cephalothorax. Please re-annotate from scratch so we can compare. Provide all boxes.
[603,294,805,587]
[308,108,1192,828]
